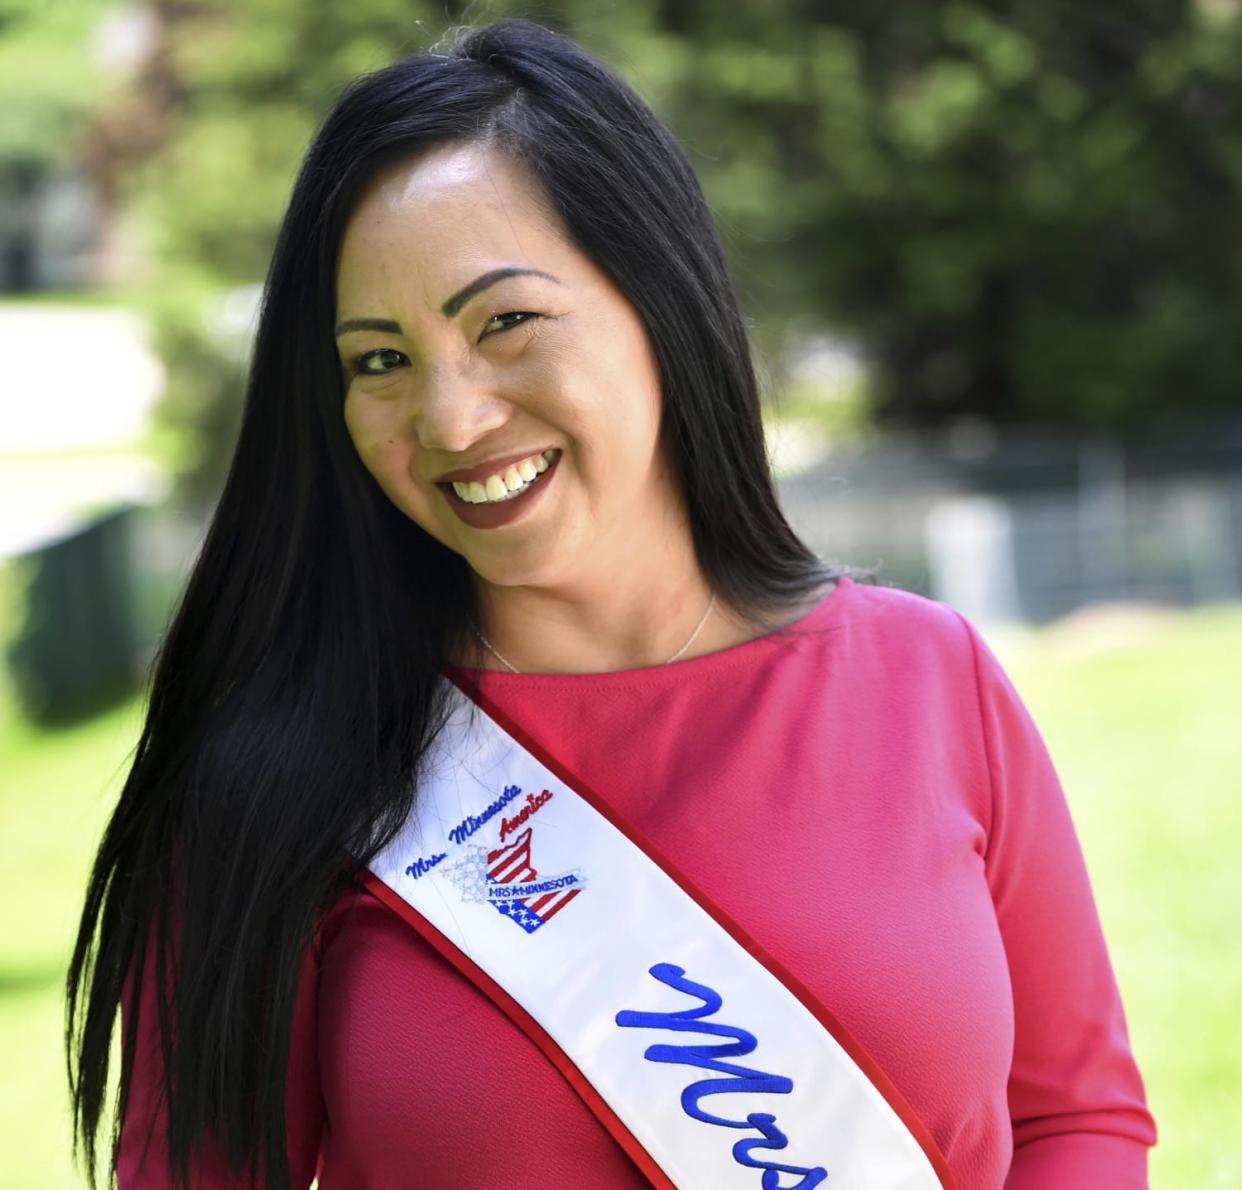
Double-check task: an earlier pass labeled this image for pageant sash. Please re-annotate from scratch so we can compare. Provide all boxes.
[365,674,955,1190]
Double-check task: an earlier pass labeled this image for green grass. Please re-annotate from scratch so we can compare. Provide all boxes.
[0,692,140,1187]
[1,603,1239,1186]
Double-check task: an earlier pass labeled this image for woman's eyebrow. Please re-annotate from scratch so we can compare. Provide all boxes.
[334,316,402,337]
[334,266,562,337]
[440,266,561,318]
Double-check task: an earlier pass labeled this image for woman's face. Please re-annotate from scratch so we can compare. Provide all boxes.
[335,141,684,594]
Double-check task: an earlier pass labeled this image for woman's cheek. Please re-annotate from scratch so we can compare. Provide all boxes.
[345,395,402,472]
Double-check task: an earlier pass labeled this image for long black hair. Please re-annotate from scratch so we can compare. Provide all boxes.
[66,16,855,1188]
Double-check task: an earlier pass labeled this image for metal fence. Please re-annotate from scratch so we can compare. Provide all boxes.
[777,411,1242,625]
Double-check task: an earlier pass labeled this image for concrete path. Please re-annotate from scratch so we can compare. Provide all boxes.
[0,302,167,558]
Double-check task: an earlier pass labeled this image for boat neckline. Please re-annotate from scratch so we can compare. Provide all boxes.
[442,574,857,684]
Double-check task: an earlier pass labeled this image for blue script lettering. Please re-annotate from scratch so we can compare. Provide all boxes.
[404,852,447,879]
[448,783,523,845]
[616,962,827,1189]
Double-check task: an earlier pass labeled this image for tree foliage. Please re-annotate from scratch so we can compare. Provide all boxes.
[631,0,1242,430]
[0,0,107,168]
[0,0,112,288]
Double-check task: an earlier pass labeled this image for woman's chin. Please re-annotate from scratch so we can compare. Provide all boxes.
[455,521,582,591]
[464,552,564,591]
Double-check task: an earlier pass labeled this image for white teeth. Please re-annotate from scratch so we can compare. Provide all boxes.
[448,449,559,505]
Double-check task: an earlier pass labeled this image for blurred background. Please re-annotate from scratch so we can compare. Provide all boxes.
[1,0,1239,1184]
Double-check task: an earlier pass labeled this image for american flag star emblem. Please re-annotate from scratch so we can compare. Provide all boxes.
[483,826,584,934]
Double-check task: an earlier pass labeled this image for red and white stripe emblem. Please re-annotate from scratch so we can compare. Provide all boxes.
[487,827,582,921]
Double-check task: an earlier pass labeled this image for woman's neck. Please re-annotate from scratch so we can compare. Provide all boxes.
[453,576,836,675]
[467,569,720,674]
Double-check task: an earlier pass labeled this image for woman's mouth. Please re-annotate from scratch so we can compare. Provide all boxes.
[438,449,561,530]
[447,449,558,504]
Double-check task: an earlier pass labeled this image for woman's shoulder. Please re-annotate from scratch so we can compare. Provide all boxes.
[842,576,975,639]
[714,574,979,676]
[817,576,985,684]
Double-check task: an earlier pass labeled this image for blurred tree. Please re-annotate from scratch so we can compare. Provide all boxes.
[0,0,110,288]
[632,0,1242,431]
[91,0,1242,501]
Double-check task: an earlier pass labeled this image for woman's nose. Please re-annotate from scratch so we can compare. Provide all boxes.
[411,365,512,455]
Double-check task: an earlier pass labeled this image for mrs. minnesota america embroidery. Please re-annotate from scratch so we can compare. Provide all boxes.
[403,782,588,934]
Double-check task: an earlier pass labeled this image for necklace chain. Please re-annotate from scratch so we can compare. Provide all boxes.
[468,593,717,674]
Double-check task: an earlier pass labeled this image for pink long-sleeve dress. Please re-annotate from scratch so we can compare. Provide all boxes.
[119,575,1157,1187]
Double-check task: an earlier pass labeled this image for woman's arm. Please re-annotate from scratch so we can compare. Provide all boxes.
[957,612,1158,1188]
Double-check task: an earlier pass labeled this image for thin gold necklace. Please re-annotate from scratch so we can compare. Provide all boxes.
[468,593,717,674]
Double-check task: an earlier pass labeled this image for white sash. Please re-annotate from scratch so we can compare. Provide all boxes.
[366,674,955,1190]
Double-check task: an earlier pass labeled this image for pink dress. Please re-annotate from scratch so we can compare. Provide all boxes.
[119,576,1157,1187]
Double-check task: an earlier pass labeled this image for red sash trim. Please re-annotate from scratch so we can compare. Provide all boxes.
[368,668,957,1190]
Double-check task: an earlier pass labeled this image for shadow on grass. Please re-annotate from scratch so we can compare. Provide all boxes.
[0,960,65,998]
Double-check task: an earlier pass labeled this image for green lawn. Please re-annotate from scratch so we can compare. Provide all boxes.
[1,603,1239,1187]
[0,692,140,1187]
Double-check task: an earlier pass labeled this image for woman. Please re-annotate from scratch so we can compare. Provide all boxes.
[67,17,1157,1189]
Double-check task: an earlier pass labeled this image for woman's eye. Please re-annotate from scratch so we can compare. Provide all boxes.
[351,347,407,376]
[482,311,540,338]
[348,313,538,377]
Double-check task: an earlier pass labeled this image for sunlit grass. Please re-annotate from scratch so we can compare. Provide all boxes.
[1,600,1239,1186]
[0,690,139,1188]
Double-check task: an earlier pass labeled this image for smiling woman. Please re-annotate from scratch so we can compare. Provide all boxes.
[334,143,691,618]
[65,15,1155,1190]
